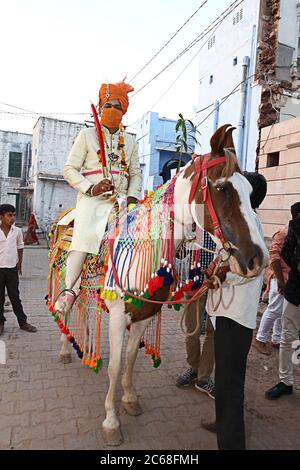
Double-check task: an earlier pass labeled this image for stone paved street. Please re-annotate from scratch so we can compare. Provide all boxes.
[0,245,299,450]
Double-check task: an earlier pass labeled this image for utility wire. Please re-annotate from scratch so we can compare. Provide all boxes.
[127,20,220,130]
[138,74,255,159]
[131,0,244,98]
[129,0,209,82]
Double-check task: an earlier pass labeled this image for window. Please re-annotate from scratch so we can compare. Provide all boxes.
[8,152,22,178]
[267,152,279,167]
[233,8,243,25]
[208,36,215,50]
[209,75,214,84]
[233,57,238,66]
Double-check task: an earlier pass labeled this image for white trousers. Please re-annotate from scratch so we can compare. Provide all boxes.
[65,251,87,293]
[279,300,300,386]
[256,278,283,344]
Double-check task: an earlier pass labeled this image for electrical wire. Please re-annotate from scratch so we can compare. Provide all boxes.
[131,0,244,99]
[129,0,209,82]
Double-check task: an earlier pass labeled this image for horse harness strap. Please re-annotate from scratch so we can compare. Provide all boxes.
[189,154,226,244]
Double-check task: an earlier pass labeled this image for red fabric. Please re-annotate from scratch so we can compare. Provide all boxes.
[24,213,39,245]
[189,155,226,244]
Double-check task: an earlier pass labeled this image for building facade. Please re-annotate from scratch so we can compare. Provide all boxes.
[136,111,195,192]
[257,116,300,238]
[0,130,32,221]
[31,117,84,230]
[195,0,300,171]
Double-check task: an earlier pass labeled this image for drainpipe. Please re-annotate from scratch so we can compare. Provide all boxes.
[213,100,220,132]
[237,56,250,169]
[244,25,257,171]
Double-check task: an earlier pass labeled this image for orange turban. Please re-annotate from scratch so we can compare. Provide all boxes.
[99,81,134,115]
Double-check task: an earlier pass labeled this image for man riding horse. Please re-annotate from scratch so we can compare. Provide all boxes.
[55,81,142,315]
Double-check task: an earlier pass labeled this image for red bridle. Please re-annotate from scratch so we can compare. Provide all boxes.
[188,153,227,244]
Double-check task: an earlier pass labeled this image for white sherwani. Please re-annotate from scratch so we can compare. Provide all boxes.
[63,126,142,255]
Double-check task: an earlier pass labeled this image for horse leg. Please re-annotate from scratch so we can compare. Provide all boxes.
[59,332,72,364]
[121,318,151,416]
[102,299,129,446]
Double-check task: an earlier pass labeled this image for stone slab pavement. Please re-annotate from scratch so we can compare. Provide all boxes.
[0,246,299,450]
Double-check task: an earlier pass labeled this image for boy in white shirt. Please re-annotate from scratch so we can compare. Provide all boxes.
[0,204,37,336]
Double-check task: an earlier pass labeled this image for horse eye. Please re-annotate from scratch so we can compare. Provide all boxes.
[216,185,226,192]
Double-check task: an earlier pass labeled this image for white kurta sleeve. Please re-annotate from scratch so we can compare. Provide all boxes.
[64,129,92,194]
[127,137,142,200]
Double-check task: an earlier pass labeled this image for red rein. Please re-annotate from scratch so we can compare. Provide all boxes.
[189,154,226,244]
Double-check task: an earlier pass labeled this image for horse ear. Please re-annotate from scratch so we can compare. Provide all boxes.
[223,126,236,151]
[210,124,232,155]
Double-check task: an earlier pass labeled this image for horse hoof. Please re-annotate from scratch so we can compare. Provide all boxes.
[59,354,72,364]
[122,400,142,416]
[102,425,123,446]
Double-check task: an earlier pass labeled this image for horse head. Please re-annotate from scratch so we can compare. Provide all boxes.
[175,124,269,278]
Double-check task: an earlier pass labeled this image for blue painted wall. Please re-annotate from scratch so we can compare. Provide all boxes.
[136,111,195,192]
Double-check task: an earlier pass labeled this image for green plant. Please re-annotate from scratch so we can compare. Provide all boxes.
[175,114,200,171]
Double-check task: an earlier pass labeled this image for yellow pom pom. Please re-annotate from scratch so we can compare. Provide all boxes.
[82,264,87,271]
[128,203,136,212]
[111,291,118,300]
[147,190,155,197]
[100,291,106,300]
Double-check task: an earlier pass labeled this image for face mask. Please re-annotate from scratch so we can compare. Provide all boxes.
[101,107,123,129]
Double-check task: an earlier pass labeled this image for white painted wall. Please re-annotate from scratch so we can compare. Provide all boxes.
[0,130,32,209]
[195,0,261,170]
[31,117,84,229]
[278,0,298,50]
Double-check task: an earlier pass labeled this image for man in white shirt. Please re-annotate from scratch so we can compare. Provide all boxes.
[0,204,37,336]
[203,172,267,450]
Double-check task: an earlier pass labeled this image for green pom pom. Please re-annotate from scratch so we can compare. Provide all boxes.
[174,304,181,311]
[154,358,161,368]
[151,354,161,368]
[132,298,143,309]
[142,291,150,299]
[53,315,59,321]
[124,293,131,302]
[100,261,104,268]
[97,358,103,369]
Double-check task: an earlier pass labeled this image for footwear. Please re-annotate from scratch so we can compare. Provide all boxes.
[0,323,4,336]
[176,368,197,387]
[195,378,215,399]
[252,338,271,355]
[272,342,280,349]
[265,382,293,400]
[20,323,37,333]
[201,420,217,434]
[54,289,76,315]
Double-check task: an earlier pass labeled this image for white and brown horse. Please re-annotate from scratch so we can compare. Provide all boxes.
[52,124,268,446]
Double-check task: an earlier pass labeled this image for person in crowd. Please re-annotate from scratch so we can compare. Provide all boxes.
[0,204,37,336]
[265,202,300,400]
[202,171,267,450]
[253,224,289,354]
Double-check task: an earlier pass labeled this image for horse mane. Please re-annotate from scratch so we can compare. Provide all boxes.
[221,147,241,180]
